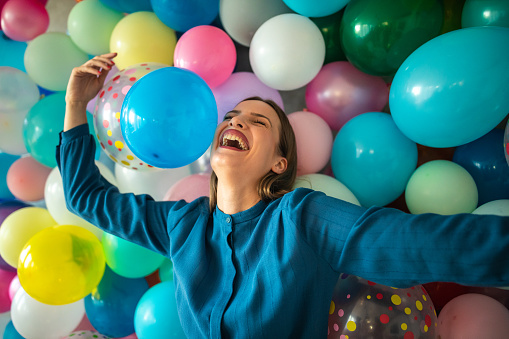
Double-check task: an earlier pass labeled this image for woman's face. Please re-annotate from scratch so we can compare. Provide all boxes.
[210,100,287,183]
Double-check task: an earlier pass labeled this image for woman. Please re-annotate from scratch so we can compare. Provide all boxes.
[59,54,509,338]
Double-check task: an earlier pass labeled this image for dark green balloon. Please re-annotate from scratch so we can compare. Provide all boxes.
[311,10,347,64]
[462,0,509,28]
[340,0,444,76]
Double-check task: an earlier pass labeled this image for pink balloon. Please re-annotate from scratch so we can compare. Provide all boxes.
[212,72,284,123]
[305,61,389,131]
[163,173,210,203]
[288,111,333,176]
[8,274,20,302]
[6,156,52,201]
[437,293,509,338]
[0,0,49,41]
[0,268,16,312]
[174,25,236,88]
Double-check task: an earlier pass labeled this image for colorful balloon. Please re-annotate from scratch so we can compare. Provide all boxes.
[99,0,152,13]
[282,0,348,17]
[3,321,24,339]
[0,0,49,41]
[462,0,509,28]
[505,120,509,166]
[389,27,509,147]
[61,331,111,339]
[0,152,19,200]
[340,0,443,76]
[328,274,437,338]
[473,199,509,216]
[0,32,27,71]
[0,66,39,114]
[151,0,219,32]
[311,10,347,65]
[158,259,173,282]
[6,156,52,202]
[250,13,326,91]
[0,110,29,154]
[0,201,28,271]
[163,173,210,202]
[93,62,168,171]
[0,268,16,312]
[293,174,360,206]
[121,67,217,168]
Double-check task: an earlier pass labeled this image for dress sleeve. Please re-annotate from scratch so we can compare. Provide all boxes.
[285,188,509,288]
[56,124,182,256]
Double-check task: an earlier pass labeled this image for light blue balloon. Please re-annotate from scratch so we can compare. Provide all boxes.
[331,112,417,207]
[135,281,186,339]
[3,321,24,339]
[121,67,217,169]
[23,92,66,168]
[151,0,219,32]
[0,152,20,200]
[389,26,509,147]
[282,0,349,17]
[0,33,27,72]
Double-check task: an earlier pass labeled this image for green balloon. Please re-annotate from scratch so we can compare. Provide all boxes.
[340,0,444,76]
[462,0,509,28]
[158,258,174,282]
[23,92,66,168]
[311,10,347,65]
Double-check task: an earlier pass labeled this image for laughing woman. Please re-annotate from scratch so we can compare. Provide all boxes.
[58,54,509,338]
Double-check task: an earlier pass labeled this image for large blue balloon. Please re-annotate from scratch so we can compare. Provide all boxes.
[389,26,509,147]
[85,266,149,337]
[0,33,27,72]
[453,129,509,206]
[99,0,152,13]
[0,152,20,201]
[151,0,219,32]
[282,0,349,17]
[331,112,417,207]
[121,67,217,169]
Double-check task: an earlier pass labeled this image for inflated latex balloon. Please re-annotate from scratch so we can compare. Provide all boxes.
[134,281,185,339]
[61,331,111,339]
[220,0,293,47]
[99,0,152,13]
[85,266,148,337]
[151,0,219,32]
[158,259,173,282]
[340,0,443,76]
[250,13,325,91]
[120,67,217,168]
[328,274,437,338]
[0,67,39,114]
[18,225,106,305]
[462,0,509,28]
[6,156,52,202]
[0,152,19,200]
[305,61,388,131]
[437,294,509,338]
[0,32,27,71]
[0,268,16,312]
[311,10,346,65]
[389,27,509,148]
[288,111,333,175]
[283,0,348,17]
[505,120,509,166]
[68,0,124,56]
[473,199,509,216]
[293,174,359,206]
[109,11,177,70]
[102,233,165,278]
[9,275,20,301]
[163,173,210,202]
[331,112,418,207]
[0,0,49,41]
[212,72,284,123]
[453,129,509,205]
[174,25,236,88]
[23,92,66,168]
[3,321,24,339]
[93,62,168,170]
[0,201,28,271]
[0,111,29,155]
[11,287,85,339]
[24,32,89,92]
[86,64,118,115]
[189,146,212,175]
[405,160,478,215]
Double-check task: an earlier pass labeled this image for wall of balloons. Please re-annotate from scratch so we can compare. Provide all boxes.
[0,0,509,338]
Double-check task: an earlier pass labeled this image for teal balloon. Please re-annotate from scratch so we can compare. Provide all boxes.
[0,152,19,200]
[23,92,66,168]
[0,33,27,72]
[331,112,417,207]
[340,0,443,76]
[158,259,173,282]
[134,281,186,339]
[462,0,509,28]
[389,26,509,148]
[282,0,349,17]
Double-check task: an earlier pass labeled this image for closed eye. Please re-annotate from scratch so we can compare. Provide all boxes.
[254,119,266,126]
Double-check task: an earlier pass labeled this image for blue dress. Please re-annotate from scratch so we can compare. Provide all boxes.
[57,124,509,338]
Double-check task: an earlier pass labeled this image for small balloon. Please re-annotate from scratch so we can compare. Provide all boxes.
[6,156,52,202]
[0,0,49,41]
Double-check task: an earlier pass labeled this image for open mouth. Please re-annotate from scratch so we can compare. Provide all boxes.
[220,129,249,151]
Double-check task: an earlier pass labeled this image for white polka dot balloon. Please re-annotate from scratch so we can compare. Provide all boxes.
[93,62,169,171]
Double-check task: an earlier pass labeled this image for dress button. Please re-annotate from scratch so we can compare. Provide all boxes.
[226,217,231,223]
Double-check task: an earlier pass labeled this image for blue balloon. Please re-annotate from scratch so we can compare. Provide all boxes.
[121,67,217,168]
[0,33,27,72]
[453,129,509,206]
[389,26,509,147]
[85,266,149,338]
[3,321,24,339]
[331,112,417,207]
[99,0,152,13]
[0,152,20,200]
[151,0,219,32]
[134,281,185,339]
[282,0,349,17]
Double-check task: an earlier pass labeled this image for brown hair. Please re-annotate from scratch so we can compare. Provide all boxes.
[209,96,297,212]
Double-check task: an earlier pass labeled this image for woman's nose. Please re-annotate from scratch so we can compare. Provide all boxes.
[229,116,244,128]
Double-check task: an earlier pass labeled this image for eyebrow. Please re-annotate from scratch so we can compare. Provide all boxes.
[227,110,273,127]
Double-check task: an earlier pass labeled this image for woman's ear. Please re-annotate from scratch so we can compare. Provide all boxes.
[272,157,288,174]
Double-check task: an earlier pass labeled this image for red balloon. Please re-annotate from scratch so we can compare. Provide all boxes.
[1,0,49,41]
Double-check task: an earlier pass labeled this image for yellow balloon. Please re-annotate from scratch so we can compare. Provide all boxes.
[110,11,177,70]
[0,207,57,268]
[18,225,106,306]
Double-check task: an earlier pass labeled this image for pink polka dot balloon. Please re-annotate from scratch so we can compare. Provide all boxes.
[93,62,168,171]
[328,274,437,339]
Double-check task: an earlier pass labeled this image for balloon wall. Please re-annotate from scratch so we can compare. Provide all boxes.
[0,0,508,337]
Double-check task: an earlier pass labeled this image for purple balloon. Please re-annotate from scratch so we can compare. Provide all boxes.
[212,72,284,123]
[0,200,28,272]
[305,61,389,131]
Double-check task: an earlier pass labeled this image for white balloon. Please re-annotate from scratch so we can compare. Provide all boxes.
[0,111,28,155]
[472,199,509,216]
[11,288,85,339]
[115,164,191,201]
[249,13,325,90]
[0,67,40,114]
[293,174,360,206]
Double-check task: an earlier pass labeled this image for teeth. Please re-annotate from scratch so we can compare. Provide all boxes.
[222,134,248,150]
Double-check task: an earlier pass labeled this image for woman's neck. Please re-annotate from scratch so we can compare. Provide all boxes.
[216,180,261,215]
